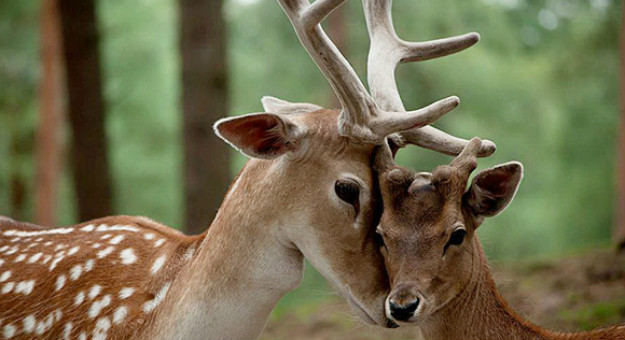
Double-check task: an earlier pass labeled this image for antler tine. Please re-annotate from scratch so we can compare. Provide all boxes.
[363,0,496,156]
[276,0,459,143]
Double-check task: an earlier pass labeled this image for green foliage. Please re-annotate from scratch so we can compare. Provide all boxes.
[0,0,620,261]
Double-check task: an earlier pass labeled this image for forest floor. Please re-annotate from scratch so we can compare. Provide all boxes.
[260,249,625,340]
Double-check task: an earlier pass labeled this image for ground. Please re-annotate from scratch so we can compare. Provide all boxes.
[260,249,625,340]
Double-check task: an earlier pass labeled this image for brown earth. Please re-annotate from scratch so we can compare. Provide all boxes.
[260,249,625,340]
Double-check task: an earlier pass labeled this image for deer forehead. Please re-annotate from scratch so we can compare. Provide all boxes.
[0,222,197,340]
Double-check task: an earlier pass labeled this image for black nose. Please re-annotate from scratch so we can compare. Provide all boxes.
[389,298,419,322]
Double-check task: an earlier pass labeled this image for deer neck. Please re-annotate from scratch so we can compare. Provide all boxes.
[145,161,306,340]
[420,236,547,340]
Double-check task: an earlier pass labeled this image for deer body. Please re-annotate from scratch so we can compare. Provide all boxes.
[374,138,625,340]
[1,0,501,338]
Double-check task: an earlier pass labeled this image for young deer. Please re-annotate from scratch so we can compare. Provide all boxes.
[373,138,625,340]
[0,1,495,339]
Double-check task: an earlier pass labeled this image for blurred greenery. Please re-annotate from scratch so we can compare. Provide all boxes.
[0,0,621,316]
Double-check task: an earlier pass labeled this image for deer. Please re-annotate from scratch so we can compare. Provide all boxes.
[372,138,625,340]
[0,0,496,339]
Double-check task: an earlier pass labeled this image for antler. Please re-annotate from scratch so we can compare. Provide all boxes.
[363,0,495,156]
[276,0,495,156]
[277,0,459,143]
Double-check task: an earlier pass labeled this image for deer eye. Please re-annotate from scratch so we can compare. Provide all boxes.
[444,227,467,254]
[335,180,360,213]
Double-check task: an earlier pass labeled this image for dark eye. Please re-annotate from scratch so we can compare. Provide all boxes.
[335,180,360,213]
[444,228,467,254]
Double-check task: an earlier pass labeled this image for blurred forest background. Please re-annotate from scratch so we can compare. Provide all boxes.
[1,0,624,338]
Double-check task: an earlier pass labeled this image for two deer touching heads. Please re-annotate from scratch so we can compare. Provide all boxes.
[0,1,622,340]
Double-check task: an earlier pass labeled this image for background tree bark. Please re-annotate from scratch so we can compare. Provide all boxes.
[616,0,625,250]
[58,0,113,222]
[326,4,347,109]
[36,0,65,226]
[180,0,231,233]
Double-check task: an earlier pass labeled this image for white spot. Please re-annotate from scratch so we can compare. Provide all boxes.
[36,312,54,335]
[63,322,73,340]
[120,248,137,265]
[183,246,195,261]
[55,274,66,291]
[151,255,167,274]
[3,324,16,338]
[15,280,35,295]
[142,282,171,313]
[3,227,74,238]
[97,246,115,259]
[0,246,7,252]
[54,310,62,322]
[144,233,155,240]
[10,237,20,243]
[79,332,87,340]
[119,287,135,299]
[49,256,64,270]
[35,237,43,242]
[23,315,36,333]
[0,271,11,282]
[88,294,111,318]
[14,254,26,262]
[70,265,83,281]
[44,241,53,247]
[54,244,67,251]
[92,243,102,249]
[42,255,52,264]
[26,243,38,249]
[1,282,14,294]
[85,259,95,272]
[109,235,125,245]
[113,306,128,324]
[67,246,80,256]
[55,250,66,258]
[74,291,85,306]
[81,224,95,232]
[96,224,109,232]
[109,225,139,232]
[154,239,165,248]
[100,234,112,240]
[96,317,111,331]
[88,285,102,299]
[5,246,18,255]
[28,252,43,263]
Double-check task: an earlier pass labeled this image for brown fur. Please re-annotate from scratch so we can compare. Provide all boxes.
[375,140,625,340]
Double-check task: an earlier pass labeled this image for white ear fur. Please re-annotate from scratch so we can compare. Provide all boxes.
[261,96,324,114]
[214,112,303,159]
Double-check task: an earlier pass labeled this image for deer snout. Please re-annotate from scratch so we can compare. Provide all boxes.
[386,285,421,322]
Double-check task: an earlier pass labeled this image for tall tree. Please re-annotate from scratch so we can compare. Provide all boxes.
[180,0,231,233]
[617,0,625,250]
[58,0,113,222]
[36,0,65,226]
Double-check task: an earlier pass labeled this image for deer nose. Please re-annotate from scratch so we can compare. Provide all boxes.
[388,297,420,322]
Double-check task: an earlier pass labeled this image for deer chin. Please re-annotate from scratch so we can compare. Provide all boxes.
[345,288,392,327]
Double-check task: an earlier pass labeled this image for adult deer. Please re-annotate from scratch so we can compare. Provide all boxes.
[373,138,625,340]
[0,0,495,339]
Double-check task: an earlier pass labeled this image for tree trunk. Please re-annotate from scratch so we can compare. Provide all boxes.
[58,0,113,222]
[36,0,65,226]
[616,0,625,250]
[180,0,231,234]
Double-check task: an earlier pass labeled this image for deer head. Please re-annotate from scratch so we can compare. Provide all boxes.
[214,0,496,327]
[373,138,523,324]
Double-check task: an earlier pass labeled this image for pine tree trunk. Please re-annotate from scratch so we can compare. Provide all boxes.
[616,0,625,250]
[36,0,65,226]
[180,0,231,233]
[58,0,113,222]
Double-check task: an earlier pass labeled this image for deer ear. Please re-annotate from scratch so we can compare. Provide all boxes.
[214,112,303,159]
[464,162,523,221]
